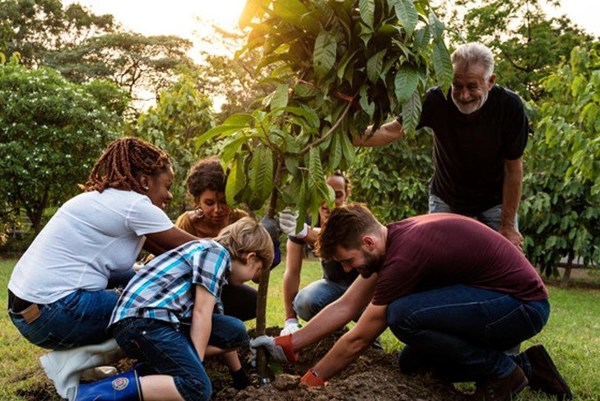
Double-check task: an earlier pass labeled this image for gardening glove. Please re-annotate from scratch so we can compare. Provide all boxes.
[278,208,309,239]
[301,369,326,387]
[249,334,299,363]
[280,318,302,336]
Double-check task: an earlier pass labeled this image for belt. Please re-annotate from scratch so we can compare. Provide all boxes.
[8,290,42,324]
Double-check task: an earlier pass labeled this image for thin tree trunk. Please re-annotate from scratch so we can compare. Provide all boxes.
[560,256,573,288]
[256,155,283,381]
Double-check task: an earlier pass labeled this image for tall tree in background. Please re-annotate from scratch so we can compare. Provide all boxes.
[520,45,600,284]
[135,70,216,218]
[437,0,593,101]
[0,57,126,233]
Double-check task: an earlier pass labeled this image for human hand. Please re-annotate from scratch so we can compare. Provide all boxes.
[278,209,309,239]
[301,369,326,387]
[500,225,523,251]
[249,334,298,363]
[280,318,302,336]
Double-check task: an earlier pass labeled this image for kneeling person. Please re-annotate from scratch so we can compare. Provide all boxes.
[74,217,274,401]
[253,203,571,401]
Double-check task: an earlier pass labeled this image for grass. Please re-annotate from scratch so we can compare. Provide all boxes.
[1,257,599,400]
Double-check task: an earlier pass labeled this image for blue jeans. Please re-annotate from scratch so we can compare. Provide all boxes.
[428,194,518,231]
[387,285,549,382]
[111,314,248,401]
[294,279,351,321]
[9,289,119,350]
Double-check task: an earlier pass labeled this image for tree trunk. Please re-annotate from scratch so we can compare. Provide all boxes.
[560,256,573,288]
[256,156,283,381]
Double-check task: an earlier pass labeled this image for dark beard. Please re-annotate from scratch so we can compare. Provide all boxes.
[358,251,383,278]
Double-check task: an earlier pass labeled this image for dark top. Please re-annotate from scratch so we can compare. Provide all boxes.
[418,85,529,214]
[289,217,359,286]
[372,213,547,306]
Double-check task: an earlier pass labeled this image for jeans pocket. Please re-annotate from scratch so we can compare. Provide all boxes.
[485,305,543,349]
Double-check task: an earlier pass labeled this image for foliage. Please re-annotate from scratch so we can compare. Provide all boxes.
[0,0,115,66]
[199,0,453,222]
[437,0,593,101]
[349,128,432,223]
[134,71,217,217]
[0,0,195,113]
[0,57,124,233]
[521,45,600,277]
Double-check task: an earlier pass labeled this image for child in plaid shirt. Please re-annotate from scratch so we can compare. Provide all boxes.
[73,217,273,401]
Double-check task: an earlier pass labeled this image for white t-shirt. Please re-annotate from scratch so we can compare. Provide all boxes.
[8,189,174,304]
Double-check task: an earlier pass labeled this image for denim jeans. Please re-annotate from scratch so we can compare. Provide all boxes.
[9,289,119,350]
[387,285,549,382]
[111,314,248,401]
[428,194,518,231]
[293,279,351,321]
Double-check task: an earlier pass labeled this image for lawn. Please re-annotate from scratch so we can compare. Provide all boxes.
[1,257,599,400]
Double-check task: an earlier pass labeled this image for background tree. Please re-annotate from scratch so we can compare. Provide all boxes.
[520,45,600,285]
[0,57,126,233]
[199,0,453,376]
[438,0,593,101]
[134,70,217,218]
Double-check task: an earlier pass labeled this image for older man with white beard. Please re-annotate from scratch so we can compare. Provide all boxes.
[355,42,529,251]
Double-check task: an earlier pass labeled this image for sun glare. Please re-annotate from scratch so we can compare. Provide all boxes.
[202,0,247,30]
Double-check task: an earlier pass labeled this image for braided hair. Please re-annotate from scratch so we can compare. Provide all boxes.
[82,137,171,193]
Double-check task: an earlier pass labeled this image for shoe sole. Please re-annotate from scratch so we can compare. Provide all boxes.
[529,346,573,400]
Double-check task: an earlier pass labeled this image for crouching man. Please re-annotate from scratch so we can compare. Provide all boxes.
[251,203,572,401]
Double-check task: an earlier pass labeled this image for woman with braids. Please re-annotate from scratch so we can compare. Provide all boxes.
[8,137,197,399]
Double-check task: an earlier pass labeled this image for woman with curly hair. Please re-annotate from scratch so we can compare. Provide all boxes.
[8,137,197,398]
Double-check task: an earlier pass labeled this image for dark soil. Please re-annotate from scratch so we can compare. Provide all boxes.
[17,327,471,401]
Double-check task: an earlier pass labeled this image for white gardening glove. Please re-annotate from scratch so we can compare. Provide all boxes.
[278,208,309,239]
[280,318,302,336]
[249,334,298,363]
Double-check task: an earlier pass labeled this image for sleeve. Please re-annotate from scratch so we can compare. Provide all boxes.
[502,92,529,160]
[126,196,174,236]
[175,212,197,236]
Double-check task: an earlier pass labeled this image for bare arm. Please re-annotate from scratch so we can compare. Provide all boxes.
[310,303,388,380]
[283,239,304,320]
[190,285,215,361]
[353,119,404,147]
[144,226,197,255]
[500,158,523,249]
[291,275,378,351]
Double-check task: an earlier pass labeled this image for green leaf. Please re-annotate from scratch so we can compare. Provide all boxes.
[313,31,337,79]
[432,40,453,94]
[270,84,289,110]
[359,0,375,29]
[226,156,246,205]
[328,130,343,171]
[395,0,418,36]
[367,49,387,83]
[401,90,422,134]
[427,12,444,40]
[249,146,274,209]
[308,147,324,191]
[394,65,419,103]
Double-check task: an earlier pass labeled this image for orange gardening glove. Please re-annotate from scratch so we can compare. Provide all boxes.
[301,369,326,387]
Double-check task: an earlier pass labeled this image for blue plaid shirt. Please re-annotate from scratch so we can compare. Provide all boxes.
[109,240,231,327]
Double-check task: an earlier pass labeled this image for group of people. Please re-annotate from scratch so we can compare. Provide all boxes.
[7,41,572,401]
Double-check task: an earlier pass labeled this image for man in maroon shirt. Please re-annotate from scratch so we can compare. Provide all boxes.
[251,203,571,401]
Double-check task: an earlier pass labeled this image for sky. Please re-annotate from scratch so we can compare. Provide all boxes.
[64,0,600,45]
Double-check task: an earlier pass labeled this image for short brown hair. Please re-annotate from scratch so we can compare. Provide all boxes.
[214,217,274,269]
[316,202,380,260]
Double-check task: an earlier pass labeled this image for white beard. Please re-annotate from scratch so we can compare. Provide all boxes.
[451,90,489,115]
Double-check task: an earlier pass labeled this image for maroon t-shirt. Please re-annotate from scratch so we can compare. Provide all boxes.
[372,213,547,306]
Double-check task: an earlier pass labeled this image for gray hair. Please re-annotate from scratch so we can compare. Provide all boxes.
[451,43,495,79]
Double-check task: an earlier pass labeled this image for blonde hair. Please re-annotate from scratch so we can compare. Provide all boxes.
[214,217,274,269]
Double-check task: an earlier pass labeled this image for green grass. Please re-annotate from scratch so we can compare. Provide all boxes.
[1,257,599,400]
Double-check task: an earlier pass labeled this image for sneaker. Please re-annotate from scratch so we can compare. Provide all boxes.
[524,345,573,400]
[473,365,528,401]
